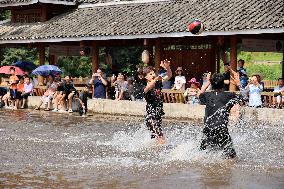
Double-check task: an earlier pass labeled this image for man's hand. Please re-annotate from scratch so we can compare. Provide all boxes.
[206,72,211,81]
[231,72,241,86]
[160,59,171,70]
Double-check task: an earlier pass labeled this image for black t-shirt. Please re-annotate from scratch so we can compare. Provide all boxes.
[144,80,163,109]
[63,81,76,94]
[199,91,236,119]
[223,72,230,91]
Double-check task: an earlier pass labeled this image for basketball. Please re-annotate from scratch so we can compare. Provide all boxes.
[187,19,204,35]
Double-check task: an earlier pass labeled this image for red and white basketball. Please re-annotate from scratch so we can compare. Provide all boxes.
[187,19,205,35]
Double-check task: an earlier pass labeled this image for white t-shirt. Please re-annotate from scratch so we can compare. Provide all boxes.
[248,84,263,107]
[24,82,34,94]
[273,86,284,103]
[174,76,186,90]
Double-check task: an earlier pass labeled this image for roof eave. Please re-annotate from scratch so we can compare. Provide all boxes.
[0,0,76,7]
[0,28,283,44]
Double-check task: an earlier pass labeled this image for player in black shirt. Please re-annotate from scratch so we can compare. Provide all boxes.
[198,72,246,158]
[143,60,172,145]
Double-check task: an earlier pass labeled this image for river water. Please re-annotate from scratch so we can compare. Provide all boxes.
[0,110,283,189]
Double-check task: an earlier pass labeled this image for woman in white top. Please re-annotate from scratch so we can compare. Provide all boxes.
[172,67,186,90]
[246,74,263,107]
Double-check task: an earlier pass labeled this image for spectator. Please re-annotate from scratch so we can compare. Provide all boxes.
[35,75,57,111]
[273,78,284,108]
[16,77,25,108]
[160,69,172,89]
[89,69,107,99]
[246,74,263,108]
[113,73,128,100]
[223,63,230,91]
[75,85,89,117]
[52,78,65,112]
[133,71,146,101]
[201,72,212,91]
[172,67,186,90]
[184,78,200,104]
[20,77,33,109]
[62,76,77,113]
[238,59,248,88]
[126,77,135,101]
[3,67,19,109]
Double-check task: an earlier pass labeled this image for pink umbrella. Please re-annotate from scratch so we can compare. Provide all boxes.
[0,66,25,75]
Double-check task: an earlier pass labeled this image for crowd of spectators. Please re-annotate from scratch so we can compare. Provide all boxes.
[0,59,283,113]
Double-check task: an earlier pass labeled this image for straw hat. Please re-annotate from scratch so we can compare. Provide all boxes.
[175,67,183,73]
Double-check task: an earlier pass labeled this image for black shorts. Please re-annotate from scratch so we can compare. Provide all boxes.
[10,89,17,100]
[22,93,30,99]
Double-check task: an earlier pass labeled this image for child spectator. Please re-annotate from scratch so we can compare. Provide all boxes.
[143,60,172,144]
[3,67,19,109]
[238,59,248,88]
[172,67,186,90]
[16,77,25,108]
[246,74,263,108]
[184,78,200,104]
[20,77,33,109]
[272,78,284,108]
[75,85,89,117]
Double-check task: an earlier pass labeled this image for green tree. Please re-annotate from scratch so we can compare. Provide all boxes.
[1,48,38,66]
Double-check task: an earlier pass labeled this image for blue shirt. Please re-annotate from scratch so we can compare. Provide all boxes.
[93,78,106,99]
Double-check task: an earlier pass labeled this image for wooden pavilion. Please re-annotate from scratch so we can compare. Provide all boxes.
[0,0,283,91]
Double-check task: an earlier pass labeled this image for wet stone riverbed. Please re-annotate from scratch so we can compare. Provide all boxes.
[0,110,284,189]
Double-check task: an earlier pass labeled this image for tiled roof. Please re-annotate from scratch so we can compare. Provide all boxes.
[0,0,283,44]
[0,0,78,7]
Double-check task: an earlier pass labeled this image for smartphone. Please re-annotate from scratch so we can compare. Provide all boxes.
[159,72,166,77]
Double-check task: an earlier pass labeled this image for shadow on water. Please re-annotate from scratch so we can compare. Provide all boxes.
[0,109,283,189]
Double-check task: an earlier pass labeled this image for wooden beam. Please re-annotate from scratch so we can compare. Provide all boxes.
[38,44,45,85]
[229,36,237,91]
[39,44,45,66]
[91,41,99,73]
[154,39,162,72]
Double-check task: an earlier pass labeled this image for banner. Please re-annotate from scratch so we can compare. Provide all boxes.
[242,39,283,52]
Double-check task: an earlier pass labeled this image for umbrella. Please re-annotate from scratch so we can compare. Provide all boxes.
[0,66,25,75]
[12,61,37,71]
[31,65,63,76]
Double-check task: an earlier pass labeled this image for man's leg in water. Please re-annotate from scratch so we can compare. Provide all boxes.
[200,126,236,158]
[217,128,236,158]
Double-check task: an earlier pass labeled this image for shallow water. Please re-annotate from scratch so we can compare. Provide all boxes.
[0,110,283,189]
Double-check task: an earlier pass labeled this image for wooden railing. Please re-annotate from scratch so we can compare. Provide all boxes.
[161,89,283,107]
[161,89,186,103]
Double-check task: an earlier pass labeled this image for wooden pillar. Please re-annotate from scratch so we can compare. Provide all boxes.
[92,41,99,73]
[229,36,237,91]
[38,44,45,86]
[154,39,162,72]
[216,46,221,73]
[41,5,48,22]
[50,54,57,65]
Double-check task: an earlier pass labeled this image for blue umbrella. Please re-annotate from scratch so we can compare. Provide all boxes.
[31,65,63,76]
[12,61,37,71]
